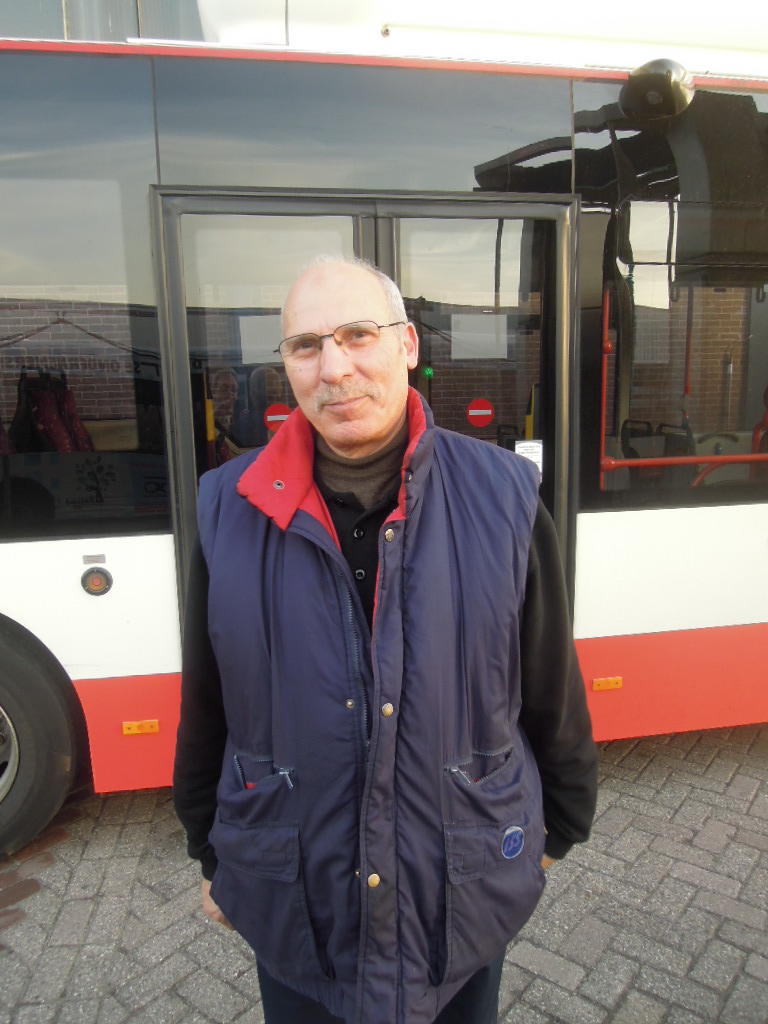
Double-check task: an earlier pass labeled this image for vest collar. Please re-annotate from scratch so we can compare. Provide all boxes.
[236,387,430,533]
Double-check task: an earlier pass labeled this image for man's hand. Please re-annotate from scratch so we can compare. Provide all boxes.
[541,854,557,870]
[201,878,233,929]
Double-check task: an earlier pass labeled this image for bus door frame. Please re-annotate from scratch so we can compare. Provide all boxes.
[151,187,580,613]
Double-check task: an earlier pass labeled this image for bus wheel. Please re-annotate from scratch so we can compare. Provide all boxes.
[0,618,81,856]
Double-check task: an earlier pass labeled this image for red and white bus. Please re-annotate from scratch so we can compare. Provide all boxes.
[1,1,767,854]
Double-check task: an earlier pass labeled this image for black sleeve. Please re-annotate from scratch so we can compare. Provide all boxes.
[172,537,227,880]
[519,499,598,860]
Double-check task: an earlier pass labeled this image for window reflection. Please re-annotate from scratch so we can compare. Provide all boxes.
[400,218,543,454]
[179,214,355,475]
[155,60,571,192]
[0,53,166,538]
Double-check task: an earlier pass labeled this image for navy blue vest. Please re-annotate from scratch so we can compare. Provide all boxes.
[198,392,544,1024]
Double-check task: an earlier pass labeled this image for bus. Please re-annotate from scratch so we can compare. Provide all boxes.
[1,1,767,855]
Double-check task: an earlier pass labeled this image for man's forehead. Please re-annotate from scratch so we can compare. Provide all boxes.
[284,264,388,325]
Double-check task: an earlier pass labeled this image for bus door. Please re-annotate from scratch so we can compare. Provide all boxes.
[152,190,578,607]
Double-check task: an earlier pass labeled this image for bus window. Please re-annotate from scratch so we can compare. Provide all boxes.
[179,213,356,478]
[0,308,169,538]
[599,199,768,501]
[399,216,547,477]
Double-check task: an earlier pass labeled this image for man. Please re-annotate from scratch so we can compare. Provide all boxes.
[174,256,597,1024]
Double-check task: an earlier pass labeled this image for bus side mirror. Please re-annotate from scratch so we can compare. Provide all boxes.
[619,59,695,120]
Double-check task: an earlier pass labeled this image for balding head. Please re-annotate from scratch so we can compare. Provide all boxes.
[280,257,418,458]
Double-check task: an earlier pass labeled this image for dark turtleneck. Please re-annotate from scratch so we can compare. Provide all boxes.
[314,421,409,627]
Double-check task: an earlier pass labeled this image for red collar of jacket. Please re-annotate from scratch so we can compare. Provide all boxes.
[236,387,428,536]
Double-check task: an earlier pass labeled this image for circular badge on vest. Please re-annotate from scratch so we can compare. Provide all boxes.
[501,825,525,860]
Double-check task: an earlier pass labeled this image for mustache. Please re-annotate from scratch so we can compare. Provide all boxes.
[314,382,380,412]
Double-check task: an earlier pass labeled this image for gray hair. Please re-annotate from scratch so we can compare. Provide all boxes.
[283,254,408,327]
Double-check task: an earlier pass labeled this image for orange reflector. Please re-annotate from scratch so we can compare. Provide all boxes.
[122,719,160,735]
[592,676,623,692]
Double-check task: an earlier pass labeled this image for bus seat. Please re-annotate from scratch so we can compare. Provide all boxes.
[620,419,653,459]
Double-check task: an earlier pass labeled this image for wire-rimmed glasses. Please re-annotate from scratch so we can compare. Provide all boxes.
[276,320,405,364]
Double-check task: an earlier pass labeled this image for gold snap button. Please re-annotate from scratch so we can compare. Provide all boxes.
[384,529,395,542]
[367,873,381,888]
[381,702,394,717]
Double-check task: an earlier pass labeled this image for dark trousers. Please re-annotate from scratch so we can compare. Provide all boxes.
[257,952,505,1024]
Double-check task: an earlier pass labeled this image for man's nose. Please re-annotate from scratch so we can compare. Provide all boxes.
[318,335,355,381]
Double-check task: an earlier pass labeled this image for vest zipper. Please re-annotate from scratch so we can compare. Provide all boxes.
[341,572,370,753]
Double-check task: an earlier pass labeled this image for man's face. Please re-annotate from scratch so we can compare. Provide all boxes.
[282,264,419,459]
[212,372,238,418]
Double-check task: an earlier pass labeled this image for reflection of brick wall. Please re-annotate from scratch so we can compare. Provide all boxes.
[0,300,138,426]
[414,307,542,441]
[625,287,750,434]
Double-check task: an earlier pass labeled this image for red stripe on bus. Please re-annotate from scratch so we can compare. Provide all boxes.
[576,622,768,742]
[72,673,181,793]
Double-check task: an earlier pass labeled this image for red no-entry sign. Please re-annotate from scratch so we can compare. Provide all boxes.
[466,398,495,428]
[264,403,291,432]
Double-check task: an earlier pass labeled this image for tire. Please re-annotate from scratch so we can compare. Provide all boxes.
[0,616,81,856]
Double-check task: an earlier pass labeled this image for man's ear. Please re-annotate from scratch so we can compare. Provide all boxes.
[404,323,419,370]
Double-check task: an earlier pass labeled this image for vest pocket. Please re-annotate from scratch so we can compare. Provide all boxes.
[439,817,546,986]
[219,753,295,825]
[210,820,330,980]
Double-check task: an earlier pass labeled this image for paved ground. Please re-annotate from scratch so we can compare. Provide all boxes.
[1,726,767,1024]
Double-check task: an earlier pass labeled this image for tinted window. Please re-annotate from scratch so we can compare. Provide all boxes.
[569,81,768,507]
[0,54,169,539]
[154,58,571,192]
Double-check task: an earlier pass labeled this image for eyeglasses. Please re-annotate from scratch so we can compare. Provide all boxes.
[276,320,406,364]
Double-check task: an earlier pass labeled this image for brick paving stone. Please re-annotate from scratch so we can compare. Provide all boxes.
[176,967,251,1021]
[669,859,743,897]
[501,1004,550,1024]
[625,850,674,891]
[21,944,79,1002]
[606,826,654,864]
[744,791,768,821]
[497,959,533,1010]
[643,877,697,923]
[508,939,586,991]
[232,1003,266,1024]
[66,860,107,902]
[736,827,768,853]
[664,1011,711,1024]
[613,931,692,978]
[558,916,617,969]
[744,951,768,983]
[57,998,100,1024]
[719,975,768,1024]
[84,895,131,946]
[113,950,197,1011]
[610,991,666,1024]
[133,917,207,969]
[720,843,762,886]
[94,995,129,1024]
[119,991,189,1023]
[66,943,120,1000]
[692,818,735,853]
[671,906,719,956]
[185,927,257,982]
[635,964,724,1018]
[228,965,264,1004]
[718,919,768,960]
[48,899,95,947]
[522,978,606,1024]
[12,1006,57,1024]
[688,937,746,990]
[591,805,636,838]
[578,951,638,1010]
[693,889,768,931]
